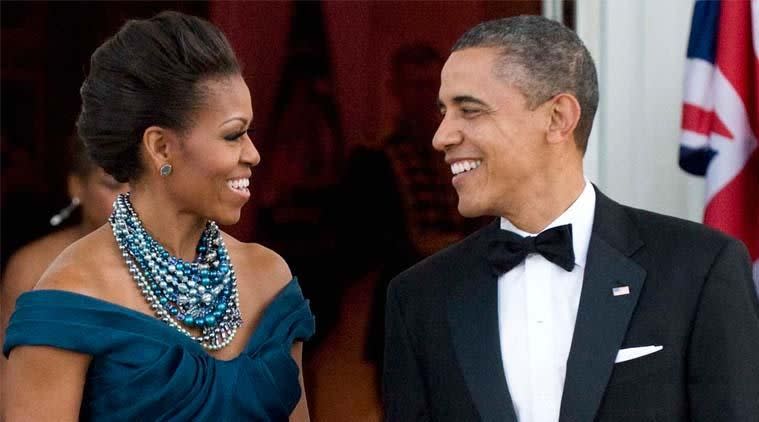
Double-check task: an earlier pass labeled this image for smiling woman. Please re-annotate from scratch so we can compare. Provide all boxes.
[2,11,314,421]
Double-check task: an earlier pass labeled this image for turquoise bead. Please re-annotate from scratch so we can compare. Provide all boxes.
[183,316,195,326]
[205,315,217,326]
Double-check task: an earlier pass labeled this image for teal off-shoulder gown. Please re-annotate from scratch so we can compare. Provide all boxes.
[3,278,314,421]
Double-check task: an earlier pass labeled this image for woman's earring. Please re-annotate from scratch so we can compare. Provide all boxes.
[160,163,173,177]
[50,197,81,226]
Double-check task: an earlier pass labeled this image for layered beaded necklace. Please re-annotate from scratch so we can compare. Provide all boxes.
[109,193,242,350]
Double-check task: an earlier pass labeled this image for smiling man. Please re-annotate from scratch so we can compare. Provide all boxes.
[382,16,759,422]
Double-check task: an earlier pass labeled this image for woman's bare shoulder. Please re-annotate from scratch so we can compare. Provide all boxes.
[34,225,124,300]
[2,228,82,294]
[222,233,293,294]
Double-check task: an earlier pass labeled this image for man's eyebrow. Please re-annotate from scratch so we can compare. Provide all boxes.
[452,95,488,107]
[438,96,489,109]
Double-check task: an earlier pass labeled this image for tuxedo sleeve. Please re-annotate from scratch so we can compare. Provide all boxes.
[687,238,759,421]
[383,282,431,422]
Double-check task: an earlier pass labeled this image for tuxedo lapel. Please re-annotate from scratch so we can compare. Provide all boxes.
[447,219,518,422]
[559,189,647,422]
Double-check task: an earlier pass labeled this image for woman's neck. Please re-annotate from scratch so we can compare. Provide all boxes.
[128,187,207,262]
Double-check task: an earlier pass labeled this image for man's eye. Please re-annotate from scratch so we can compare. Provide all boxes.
[461,108,480,115]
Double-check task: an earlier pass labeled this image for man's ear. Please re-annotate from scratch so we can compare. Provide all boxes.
[546,93,581,145]
[142,126,175,173]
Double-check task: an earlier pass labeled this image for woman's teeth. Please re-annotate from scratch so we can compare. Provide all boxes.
[451,160,482,175]
[227,178,249,191]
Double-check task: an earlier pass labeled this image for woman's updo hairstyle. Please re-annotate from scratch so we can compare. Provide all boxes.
[77,11,240,183]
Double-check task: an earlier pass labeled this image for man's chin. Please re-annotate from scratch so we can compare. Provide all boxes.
[457,201,486,218]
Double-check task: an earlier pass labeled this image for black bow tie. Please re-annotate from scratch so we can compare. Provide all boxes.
[488,224,575,276]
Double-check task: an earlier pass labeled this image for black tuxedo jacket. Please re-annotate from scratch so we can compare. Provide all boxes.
[383,188,759,421]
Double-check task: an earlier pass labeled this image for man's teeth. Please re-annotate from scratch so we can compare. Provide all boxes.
[451,160,482,175]
[227,178,250,190]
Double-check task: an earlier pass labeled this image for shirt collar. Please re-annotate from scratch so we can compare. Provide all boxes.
[500,179,596,268]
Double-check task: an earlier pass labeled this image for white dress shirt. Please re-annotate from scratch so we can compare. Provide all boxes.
[498,180,596,422]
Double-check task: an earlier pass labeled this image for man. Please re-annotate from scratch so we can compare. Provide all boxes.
[383,15,759,422]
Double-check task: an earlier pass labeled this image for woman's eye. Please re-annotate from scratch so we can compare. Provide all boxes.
[224,130,246,141]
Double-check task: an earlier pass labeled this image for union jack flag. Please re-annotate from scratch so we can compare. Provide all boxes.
[680,0,759,292]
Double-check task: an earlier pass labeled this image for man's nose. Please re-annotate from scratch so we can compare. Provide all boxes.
[432,114,463,152]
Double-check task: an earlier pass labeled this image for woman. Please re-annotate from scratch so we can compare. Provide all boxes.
[3,11,314,421]
[0,136,128,412]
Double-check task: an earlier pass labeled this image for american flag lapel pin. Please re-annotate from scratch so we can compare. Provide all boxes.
[612,285,630,296]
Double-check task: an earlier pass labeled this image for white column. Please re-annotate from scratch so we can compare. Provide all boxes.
[543,0,564,23]
[575,0,602,184]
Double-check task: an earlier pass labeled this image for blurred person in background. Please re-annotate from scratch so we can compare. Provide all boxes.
[341,42,481,387]
[0,135,128,411]
[314,43,483,421]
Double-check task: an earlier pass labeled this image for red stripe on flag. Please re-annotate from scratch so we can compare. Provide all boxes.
[716,1,758,138]
[681,103,734,139]
[704,149,759,261]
